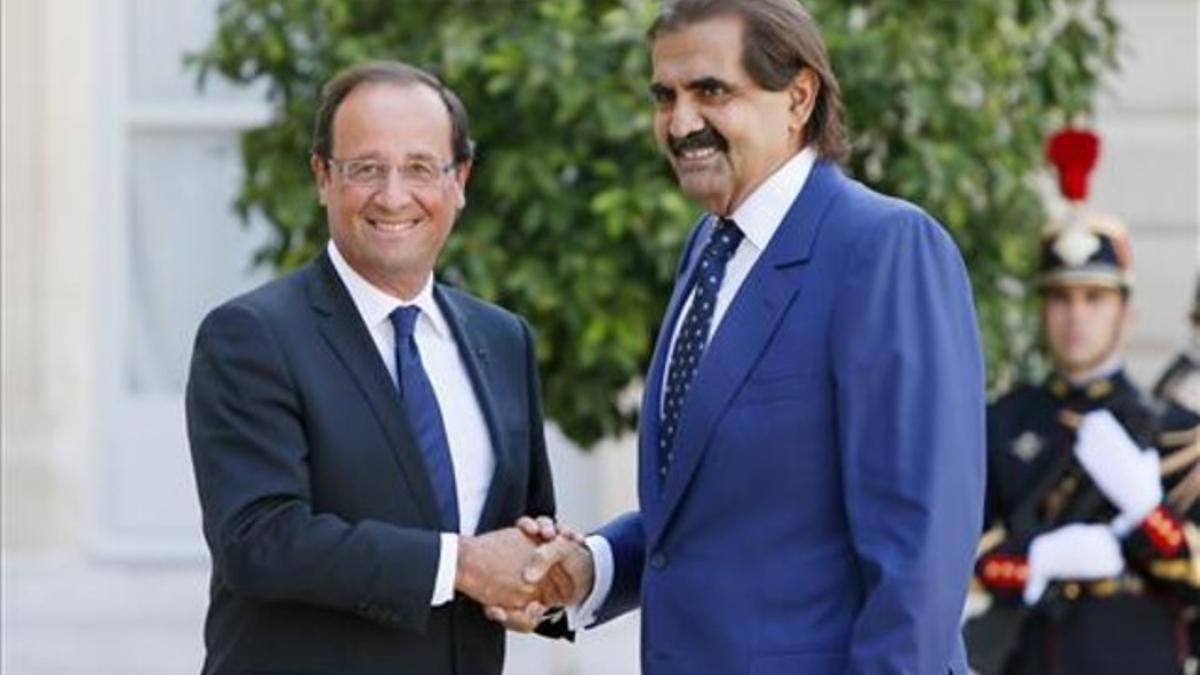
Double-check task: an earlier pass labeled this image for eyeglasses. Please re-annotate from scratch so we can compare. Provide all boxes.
[327,157,457,188]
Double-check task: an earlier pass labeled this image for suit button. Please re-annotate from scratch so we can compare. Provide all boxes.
[650,552,667,569]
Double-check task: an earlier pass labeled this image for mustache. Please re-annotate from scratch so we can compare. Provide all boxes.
[668,127,728,155]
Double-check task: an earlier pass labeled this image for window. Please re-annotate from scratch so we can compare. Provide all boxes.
[93,0,273,559]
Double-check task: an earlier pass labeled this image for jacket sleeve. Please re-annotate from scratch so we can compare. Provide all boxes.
[593,511,646,625]
[519,316,557,521]
[830,209,987,674]
[1120,422,1200,602]
[973,429,1037,605]
[973,526,1035,604]
[516,316,580,641]
[186,301,442,632]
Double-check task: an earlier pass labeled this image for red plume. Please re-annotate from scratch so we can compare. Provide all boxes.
[1046,128,1100,201]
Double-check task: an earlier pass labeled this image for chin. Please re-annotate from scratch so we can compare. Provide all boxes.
[1063,354,1104,373]
[677,177,730,211]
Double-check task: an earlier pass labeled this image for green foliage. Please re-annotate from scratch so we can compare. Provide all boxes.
[190,0,1118,444]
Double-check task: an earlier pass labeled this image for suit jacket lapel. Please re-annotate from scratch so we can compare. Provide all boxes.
[306,252,442,528]
[434,286,511,533]
[646,160,844,546]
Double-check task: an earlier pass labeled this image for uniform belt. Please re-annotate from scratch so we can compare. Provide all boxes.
[1058,574,1146,600]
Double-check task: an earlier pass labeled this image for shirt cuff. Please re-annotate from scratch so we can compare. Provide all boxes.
[431,533,459,606]
[565,535,614,631]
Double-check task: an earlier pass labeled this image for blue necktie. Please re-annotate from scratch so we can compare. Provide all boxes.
[390,306,460,531]
[658,218,744,483]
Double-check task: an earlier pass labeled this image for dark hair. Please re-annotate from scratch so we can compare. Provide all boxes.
[311,60,474,165]
[649,0,848,161]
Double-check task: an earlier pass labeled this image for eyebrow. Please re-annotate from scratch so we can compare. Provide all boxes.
[343,150,441,163]
[339,151,385,162]
[400,150,440,162]
[649,82,673,98]
[687,76,730,92]
[649,76,732,97]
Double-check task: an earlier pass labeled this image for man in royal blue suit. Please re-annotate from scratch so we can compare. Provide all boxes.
[186,61,569,674]
[514,1,987,672]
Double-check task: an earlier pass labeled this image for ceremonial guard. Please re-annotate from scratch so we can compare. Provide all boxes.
[1154,280,1200,417]
[968,128,1200,675]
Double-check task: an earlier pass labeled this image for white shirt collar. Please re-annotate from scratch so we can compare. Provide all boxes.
[728,146,817,251]
[326,240,450,339]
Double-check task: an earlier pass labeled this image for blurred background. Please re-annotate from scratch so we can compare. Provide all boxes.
[1,0,1196,673]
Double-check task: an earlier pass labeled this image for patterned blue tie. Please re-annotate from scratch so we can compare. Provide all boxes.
[658,218,744,483]
[390,306,460,531]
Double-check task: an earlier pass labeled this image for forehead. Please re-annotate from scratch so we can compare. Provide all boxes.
[331,81,452,158]
[1044,283,1123,301]
[651,14,749,85]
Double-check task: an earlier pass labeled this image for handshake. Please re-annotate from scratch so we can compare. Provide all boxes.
[454,516,594,632]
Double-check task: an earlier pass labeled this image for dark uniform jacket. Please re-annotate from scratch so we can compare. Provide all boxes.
[1155,349,1200,416]
[972,370,1200,675]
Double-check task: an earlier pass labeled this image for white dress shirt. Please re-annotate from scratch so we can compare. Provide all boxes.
[569,147,818,629]
[328,241,495,606]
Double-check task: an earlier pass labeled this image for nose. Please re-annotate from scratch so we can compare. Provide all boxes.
[666,99,705,141]
[372,167,413,210]
[1066,297,1092,323]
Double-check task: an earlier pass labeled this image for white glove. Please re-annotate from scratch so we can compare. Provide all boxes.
[1074,409,1163,534]
[1024,523,1125,605]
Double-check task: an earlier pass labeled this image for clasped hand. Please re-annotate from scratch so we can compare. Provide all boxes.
[456,516,594,632]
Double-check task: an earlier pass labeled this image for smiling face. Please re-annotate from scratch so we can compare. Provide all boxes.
[1042,282,1129,379]
[311,81,469,299]
[650,14,815,215]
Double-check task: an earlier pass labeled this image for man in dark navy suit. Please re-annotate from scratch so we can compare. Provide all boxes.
[186,61,567,674]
